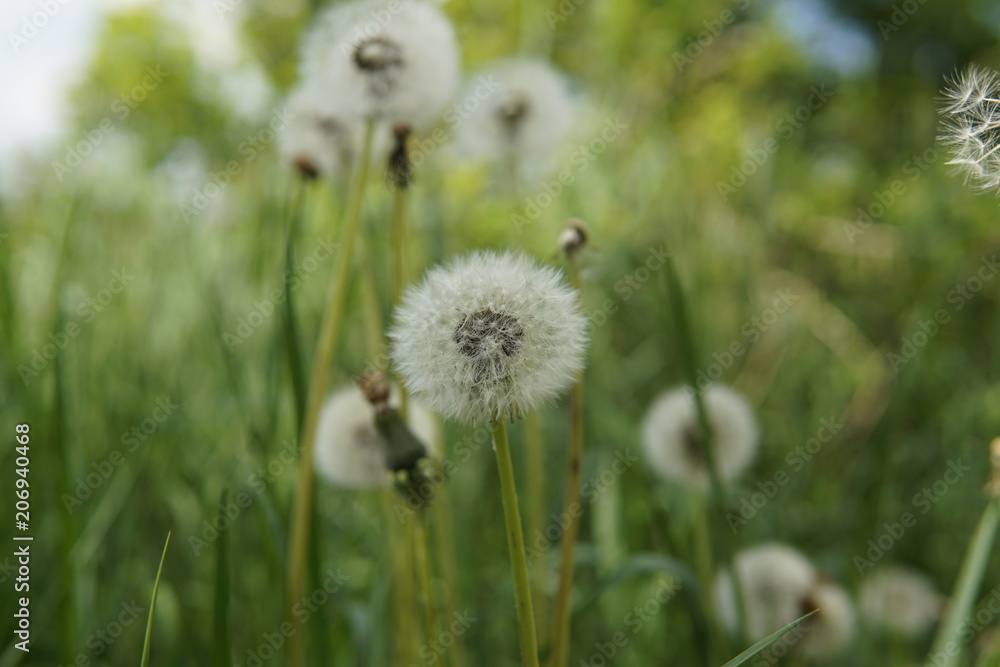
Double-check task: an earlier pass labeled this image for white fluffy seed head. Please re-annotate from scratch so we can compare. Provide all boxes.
[389,250,588,424]
[939,64,1000,192]
[858,566,943,637]
[715,544,854,659]
[641,384,758,489]
[313,383,439,488]
[278,84,359,179]
[301,0,459,129]
[452,58,579,163]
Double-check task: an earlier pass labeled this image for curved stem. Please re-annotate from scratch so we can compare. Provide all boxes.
[285,118,376,667]
[493,419,540,667]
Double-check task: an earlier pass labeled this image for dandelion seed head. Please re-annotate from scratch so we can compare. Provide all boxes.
[798,581,856,659]
[389,250,588,424]
[939,64,1000,192]
[453,58,579,163]
[314,384,439,488]
[278,84,359,179]
[858,566,942,637]
[301,0,459,129]
[641,384,758,489]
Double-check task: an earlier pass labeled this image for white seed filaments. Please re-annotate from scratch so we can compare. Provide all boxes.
[390,251,588,424]
[939,64,1000,192]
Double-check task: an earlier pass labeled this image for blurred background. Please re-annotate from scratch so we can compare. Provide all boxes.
[3,0,1000,665]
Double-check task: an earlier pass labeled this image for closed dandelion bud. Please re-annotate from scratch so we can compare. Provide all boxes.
[389,250,589,424]
[641,384,758,490]
[453,58,579,164]
[301,0,459,129]
[858,566,943,637]
[557,219,588,258]
[314,384,439,488]
[939,65,1000,192]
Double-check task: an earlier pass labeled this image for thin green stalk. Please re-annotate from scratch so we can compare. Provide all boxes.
[384,491,420,665]
[524,411,548,635]
[691,493,722,665]
[493,419,540,667]
[286,118,376,667]
[928,497,1000,667]
[390,184,409,419]
[549,257,584,667]
[431,482,468,667]
[414,511,442,658]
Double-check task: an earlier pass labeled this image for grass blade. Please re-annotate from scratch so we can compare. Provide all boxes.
[139,532,171,667]
[213,491,232,667]
[720,611,817,667]
[928,498,1000,667]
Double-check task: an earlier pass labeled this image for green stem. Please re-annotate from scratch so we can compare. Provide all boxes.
[691,492,723,664]
[285,118,376,667]
[414,511,442,659]
[390,185,410,420]
[431,480,468,667]
[384,491,420,665]
[549,258,584,667]
[493,419,540,667]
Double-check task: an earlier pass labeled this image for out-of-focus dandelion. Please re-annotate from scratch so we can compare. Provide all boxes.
[858,566,943,637]
[715,543,855,659]
[313,383,438,488]
[278,84,359,179]
[939,64,1000,192]
[390,250,588,424]
[300,0,459,130]
[641,384,758,490]
[453,59,578,166]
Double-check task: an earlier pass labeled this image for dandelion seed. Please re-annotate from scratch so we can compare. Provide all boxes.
[453,59,578,164]
[939,64,1000,192]
[641,384,758,489]
[858,566,943,637]
[301,0,459,130]
[313,383,438,488]
[389,250,588,423]
[715,543,855,658]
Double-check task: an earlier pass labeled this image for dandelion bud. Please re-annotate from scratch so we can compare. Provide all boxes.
[386,125,413,189]
[557,219,588,258]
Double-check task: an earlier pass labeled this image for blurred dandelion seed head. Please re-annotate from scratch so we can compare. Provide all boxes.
[641,384,758,489]
[858,566,943,637]
[314,384,439,488]
[389,251,588,424]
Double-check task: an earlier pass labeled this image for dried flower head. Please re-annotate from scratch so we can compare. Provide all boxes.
[641,384,758,489]
[939,64,1000,192]
[858,566,943,637]
[278,84,359,179]
[389,251,588,423]
[453,58,578,164]
[715,543,854,659]
[314,384,438,488]
[558,219,588,258]
[301,0,459,129]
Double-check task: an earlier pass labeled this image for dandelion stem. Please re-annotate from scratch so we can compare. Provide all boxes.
[414,510,442,656]
[390,184,410,420]
[431,478,468,667]
[549,256,584,667]
[493,419,540,667]
[285,117,376,667]
[384,491,421,665]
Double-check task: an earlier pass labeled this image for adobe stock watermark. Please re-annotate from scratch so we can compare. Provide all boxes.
[224,236,339,351]
[406,611,477,667]
[588,245,671,329]
[180,106,295,222]
[545,0,588,29]
[854,459,970,574]
[727,416,844,533]
[877,0,928,41]
[8,0,73,53]
[579,578,681,666]
[18,268,135,385]
[716,84,835,201]
[672,0,750,72]
[61,397,180,514]
[406,75,502,170]
[525,449,638,565]
[924,587,1000,666]
[689,288,798,393]
[57,600,145,666]
[51,66,169,181]
[843,147,938,244]
[238,568,349,667]
[511,115,630,233]
[886,254,999,373]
